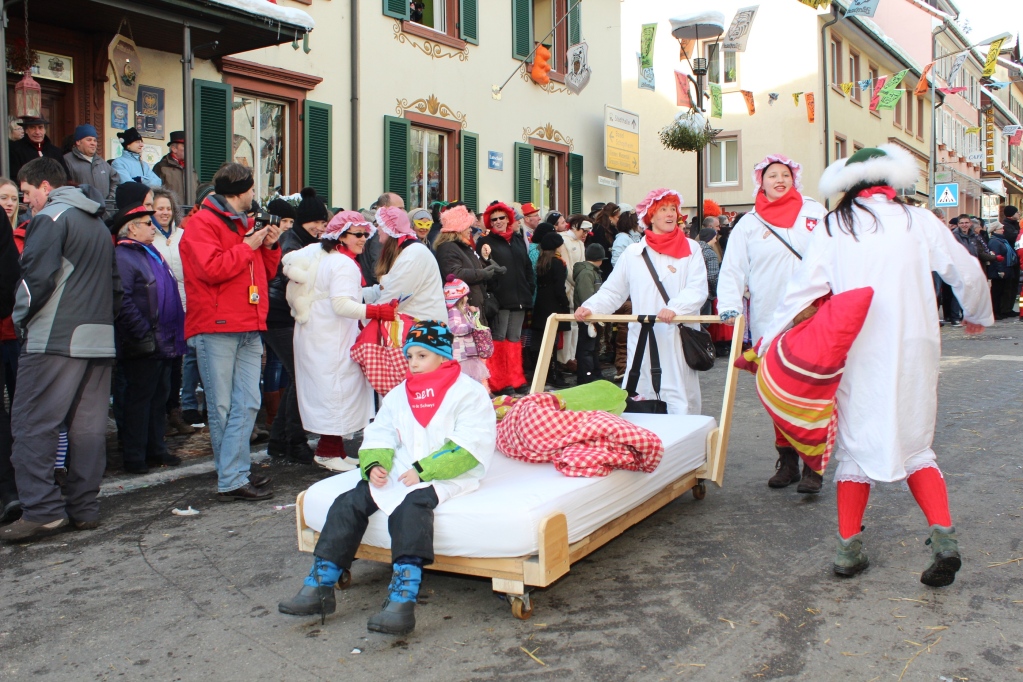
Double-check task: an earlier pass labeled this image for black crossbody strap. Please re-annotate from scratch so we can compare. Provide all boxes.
[751,213,802,260]
[641,248,672,305]
[624,316,661,399]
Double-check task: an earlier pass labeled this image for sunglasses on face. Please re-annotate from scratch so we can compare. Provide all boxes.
[347,232,370,239]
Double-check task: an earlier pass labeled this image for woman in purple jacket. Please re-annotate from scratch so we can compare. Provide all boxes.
[112,203,186,474]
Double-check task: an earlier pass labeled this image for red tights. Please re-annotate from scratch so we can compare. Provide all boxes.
[836,466,952,539]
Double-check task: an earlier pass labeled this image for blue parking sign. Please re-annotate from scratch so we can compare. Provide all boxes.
[934,183,959,208]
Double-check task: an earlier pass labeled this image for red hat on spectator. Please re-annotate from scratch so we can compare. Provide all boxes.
[521,202,540,216]
[483,202,515,230]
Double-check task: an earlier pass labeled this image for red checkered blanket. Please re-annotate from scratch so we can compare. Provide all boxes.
[496,393,665,477]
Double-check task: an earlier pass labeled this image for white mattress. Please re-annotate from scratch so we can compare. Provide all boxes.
[302,413,716,558]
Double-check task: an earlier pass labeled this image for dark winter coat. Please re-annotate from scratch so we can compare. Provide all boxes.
[477,231,534,310]
[266,224,319,328]
[986,235,1017,279]
[0,211,18,320]
[9,135,69,180]
[153,153,198,202]
[572,261,602,308]
[115,239,186,359]
[586,226,614,280]
[13,186,120,358]
[435,238,493,324]
[1003,217,1020,248]
[532,257,571,335]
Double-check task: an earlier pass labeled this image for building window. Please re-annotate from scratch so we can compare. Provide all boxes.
[848,52,861,100]
[533,149,559,216]
[905,93,913,134]
[233,96,287,202]
[409,127,446,209]
[707,137,739,186]
[707,43,738,86]
[830,39,842,86]
[868,65,879,116]
[410,0,446,31]
[834,134,847,160]
[917,98,924,139]
[853,141,864,153]
[392,0,478,46]
[894,95,902,127]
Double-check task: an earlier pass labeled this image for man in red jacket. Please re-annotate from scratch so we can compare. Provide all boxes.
[179,163,281,501]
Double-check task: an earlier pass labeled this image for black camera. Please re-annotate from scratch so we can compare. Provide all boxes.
[253,212,281,230]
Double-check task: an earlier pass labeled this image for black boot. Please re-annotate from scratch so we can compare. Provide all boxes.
[768,446,802,488]
[367,563,421,635]
[278,557,343,619]
[796,463,823,494]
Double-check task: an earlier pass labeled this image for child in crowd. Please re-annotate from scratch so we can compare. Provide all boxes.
[443,276,491,390]
[573,243,605,384]
[278,321,496,635]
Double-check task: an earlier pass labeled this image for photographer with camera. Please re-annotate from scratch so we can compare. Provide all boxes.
[179,163,282,501]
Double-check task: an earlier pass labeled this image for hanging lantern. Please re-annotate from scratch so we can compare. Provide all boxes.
[14,73,41,118]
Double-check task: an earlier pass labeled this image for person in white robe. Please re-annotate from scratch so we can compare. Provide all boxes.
[365,206,447,322]
[717,154,828,492]
[278,322,495,635]
[576,188,708,415]
[759,145,993,587]
[285,212,394,473]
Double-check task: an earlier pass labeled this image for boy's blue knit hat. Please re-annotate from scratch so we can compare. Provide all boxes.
[403,321,453,360]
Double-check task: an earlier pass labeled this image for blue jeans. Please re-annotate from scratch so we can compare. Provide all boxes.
[181,346,201,411]
[192,332,262,492]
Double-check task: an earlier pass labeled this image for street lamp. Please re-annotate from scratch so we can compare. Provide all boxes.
[670,12,724,231]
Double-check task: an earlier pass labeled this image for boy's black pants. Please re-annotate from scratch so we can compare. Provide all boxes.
[314,479,439,568]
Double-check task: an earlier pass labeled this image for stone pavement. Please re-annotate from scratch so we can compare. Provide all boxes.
[1,323,1022,681]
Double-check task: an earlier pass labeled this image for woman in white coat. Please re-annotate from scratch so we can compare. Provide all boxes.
[285,211,398,472]
[576,188,708,415]
[368,206,447,323]
[717,154,827,493]
[759,145,993,587]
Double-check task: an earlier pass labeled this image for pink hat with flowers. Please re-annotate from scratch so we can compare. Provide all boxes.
[322,210,375,241]
[375,205,416,238]
[440,205,475,233]
[751,154,803,198]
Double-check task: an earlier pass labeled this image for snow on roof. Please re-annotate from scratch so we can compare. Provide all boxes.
[848,14,926,75]
[982,85,1021,126]
[206,0,315,31]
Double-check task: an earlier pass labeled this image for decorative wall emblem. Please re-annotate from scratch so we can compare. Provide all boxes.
[395,94,467,129]
[393,21,469,61]
[519,64,570,95]
[522,123,574,151]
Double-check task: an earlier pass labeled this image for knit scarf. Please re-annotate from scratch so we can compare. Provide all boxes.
[405,360,461,427]
[857,185,897,200]
[491,226,515,243]
[644,227,691,258]
[338,245,366,286]
[754,186,804,228]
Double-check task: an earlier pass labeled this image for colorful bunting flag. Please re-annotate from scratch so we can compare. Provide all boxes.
[869,76,887,111]
[988,81,1010,90]
[638,53,655,91]
[885,69,909,91]
[798,0,831,8]
[965,126,981,135]
[678,38,694,61]
[947,53,967,86]
[877,88,904,110]
[640,24,657,69]
[938,86,967,94]
[914,64,933,96]
[1011,130,1023,147]
[846,0,880,17]
[840,82,854,96]
[768,92,779,105]
[792,92,802,106]
[723,6,759,52]
[982,38,1006,78]
[1004,125,1022,136]
[742,90,756,116]
[710,83,723,118]
[674,71,692,108]
[805,93,815,123]
[858,79,872,92]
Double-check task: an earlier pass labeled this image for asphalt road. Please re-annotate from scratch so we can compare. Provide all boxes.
[2,324,1022,682]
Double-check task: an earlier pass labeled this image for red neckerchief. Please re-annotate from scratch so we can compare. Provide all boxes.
[32,140,44,154]
[754,186,804,228]
[405,360,462,427]
[397,234,418,249]
[644,227,691,258]
[169,152,184,166]
[491,226,515,243]
[857,185,897,200]
[338,245,366,286]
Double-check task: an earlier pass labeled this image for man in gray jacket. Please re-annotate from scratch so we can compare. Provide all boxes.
[63,124,119,200]
[0,158,121,543]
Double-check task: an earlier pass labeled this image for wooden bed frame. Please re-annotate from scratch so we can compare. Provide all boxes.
[295,313,745,619]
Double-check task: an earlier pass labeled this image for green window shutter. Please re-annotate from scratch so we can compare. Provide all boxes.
[192,79,232,184]
[511,0,533,60]
[568,0,581,46]
[383,115,411,206]
[383,0,409,20]
[514,142,534,204]
[459,131,479,214]
[568,152,583,215]
[304,100,332,206]
[459,0,479,45]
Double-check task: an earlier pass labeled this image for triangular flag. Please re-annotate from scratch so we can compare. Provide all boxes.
[768,92,779,105]
[915,63,933,96]
[674,71,693,108]
[982,38,1006,78]
[1004,125,1022,136]
[1010,130,1023,147]
[840,82,853,96]
[805,93,815,123]
[965,126,981,135]
[938,86,967,95]
[869,76,887,111]
[793,92,802,106]
[742,90,756,116]
[858,79,872,92]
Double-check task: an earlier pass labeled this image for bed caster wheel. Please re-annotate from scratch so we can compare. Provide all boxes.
[336,570,352,590]
[510,595,533,620]
[692,482,707,500]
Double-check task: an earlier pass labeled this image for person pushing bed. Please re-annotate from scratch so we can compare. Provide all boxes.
[278,321,496,634]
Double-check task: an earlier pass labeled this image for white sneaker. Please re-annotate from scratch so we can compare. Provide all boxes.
[314,456,359,472]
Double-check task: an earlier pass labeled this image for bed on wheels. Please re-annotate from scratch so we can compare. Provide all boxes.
[295,313,745,619]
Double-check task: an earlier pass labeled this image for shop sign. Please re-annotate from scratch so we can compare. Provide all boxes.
[108,34,142,100]
[135,85,165,140]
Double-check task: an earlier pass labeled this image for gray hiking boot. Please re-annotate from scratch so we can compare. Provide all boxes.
[920,525,961,587]
[367,563,421,635]
[278,585,336,616]
[833,532,869,577]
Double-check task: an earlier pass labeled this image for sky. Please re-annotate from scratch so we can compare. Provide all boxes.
[951,0,1022,47]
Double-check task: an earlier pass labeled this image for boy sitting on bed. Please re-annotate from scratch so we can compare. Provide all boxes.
[278,321,496,635]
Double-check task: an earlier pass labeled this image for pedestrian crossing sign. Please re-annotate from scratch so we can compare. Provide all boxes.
[934,183,959,208]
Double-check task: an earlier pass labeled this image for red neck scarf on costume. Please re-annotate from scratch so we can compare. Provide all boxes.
[857,185,897,200]
[170,152,184,166]
[492,227,515,243]
[338,245,366,286]
[644,227,691,258]
[754,186,804,228]
[405,360,461,427]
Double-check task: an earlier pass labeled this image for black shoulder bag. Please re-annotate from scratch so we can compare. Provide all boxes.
[622,316,668,414]
[640,248,715,371]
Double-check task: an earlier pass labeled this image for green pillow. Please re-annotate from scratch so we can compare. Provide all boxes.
[553,380,627,415]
